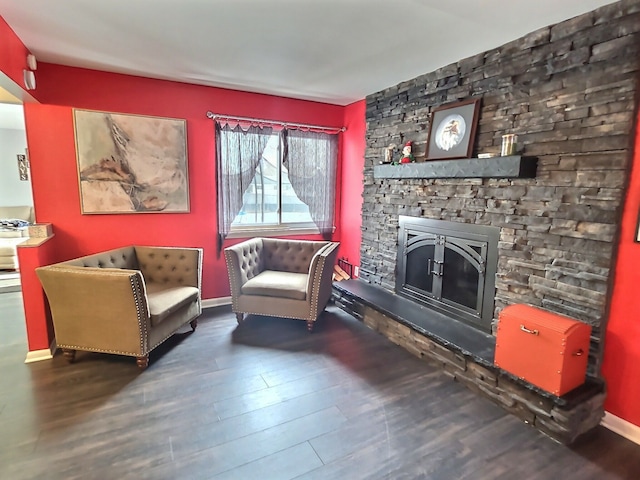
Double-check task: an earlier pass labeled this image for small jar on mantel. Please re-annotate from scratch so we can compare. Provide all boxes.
[381,143,396,164]
[501,134,518,156]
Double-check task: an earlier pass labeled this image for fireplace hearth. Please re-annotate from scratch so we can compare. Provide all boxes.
[397,216,499,332]
[331,279,606,444]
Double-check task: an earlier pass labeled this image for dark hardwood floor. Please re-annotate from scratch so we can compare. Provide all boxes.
[2,293,640,480]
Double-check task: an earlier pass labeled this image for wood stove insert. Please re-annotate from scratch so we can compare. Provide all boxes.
[397,216,499,333]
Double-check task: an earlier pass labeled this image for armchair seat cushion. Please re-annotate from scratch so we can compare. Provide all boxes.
[241,270,308,300]
[146,283,200,327]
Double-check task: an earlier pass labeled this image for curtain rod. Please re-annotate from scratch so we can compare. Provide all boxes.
[206,111,345,133]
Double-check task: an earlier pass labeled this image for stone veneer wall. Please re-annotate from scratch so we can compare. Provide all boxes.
[361,1,640,375]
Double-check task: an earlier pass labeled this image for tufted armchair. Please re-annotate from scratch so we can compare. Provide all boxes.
[224,238,340,331]
[36,245,202,369]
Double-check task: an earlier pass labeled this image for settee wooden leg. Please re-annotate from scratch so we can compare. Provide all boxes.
[236,313,244,324]
[62,349,76,363]
[136,355,149,369]
[190,319,198,332]
[306,320,314,332]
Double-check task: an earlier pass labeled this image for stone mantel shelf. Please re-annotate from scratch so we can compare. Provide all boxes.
[373,155,537,180]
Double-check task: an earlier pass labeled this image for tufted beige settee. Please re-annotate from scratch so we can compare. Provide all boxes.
[36,245,202,369]
[224,238,339,332]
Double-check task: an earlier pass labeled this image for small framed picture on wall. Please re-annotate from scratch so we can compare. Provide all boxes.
[425,98,481,161]
[17,153,29,181]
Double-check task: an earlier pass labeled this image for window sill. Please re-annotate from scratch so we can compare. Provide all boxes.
[227,225,328,239]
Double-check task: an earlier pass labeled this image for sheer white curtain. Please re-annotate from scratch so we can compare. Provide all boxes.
[215,122,273,254]
[283,129,338,239]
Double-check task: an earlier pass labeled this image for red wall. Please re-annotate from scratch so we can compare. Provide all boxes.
[0,16,29,90]
[339,100,366,274]
[17,239,58,350]
[602,109,640,428]
[26,63,345,301]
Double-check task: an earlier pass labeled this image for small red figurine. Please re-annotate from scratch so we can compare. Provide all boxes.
[400,141,415,164]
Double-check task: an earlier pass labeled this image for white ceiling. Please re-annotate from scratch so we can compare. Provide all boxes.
[0,0,618,106]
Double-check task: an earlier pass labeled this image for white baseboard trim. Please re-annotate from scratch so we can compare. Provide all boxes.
[202,297,232,309]
[24,338,57,363]
[602,411,640,445]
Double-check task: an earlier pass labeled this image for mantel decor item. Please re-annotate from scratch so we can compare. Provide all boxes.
[426,98,481,160]
[501,133,518,156]
[400,141,415,163]
[382,143,396,164]
[73,109,189,214]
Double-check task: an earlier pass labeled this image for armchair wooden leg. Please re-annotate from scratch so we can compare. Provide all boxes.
[236,313,244,324]
[62,349,76,363]
[190,319,198,332]
[136,355,149,369]
[306,320,315,332]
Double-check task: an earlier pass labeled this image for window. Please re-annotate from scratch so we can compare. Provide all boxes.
[215,122,338,252]
[231,134,314,228]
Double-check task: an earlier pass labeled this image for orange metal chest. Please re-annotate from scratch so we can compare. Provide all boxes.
[494,304,591,396]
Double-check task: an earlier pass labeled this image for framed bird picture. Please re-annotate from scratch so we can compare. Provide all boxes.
[426,98,480,160]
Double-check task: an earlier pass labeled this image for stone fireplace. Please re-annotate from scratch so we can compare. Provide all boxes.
[359,1,640,377]
[334,1,639,443]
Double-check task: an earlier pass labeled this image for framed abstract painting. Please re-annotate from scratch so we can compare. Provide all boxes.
[73,109,189,214]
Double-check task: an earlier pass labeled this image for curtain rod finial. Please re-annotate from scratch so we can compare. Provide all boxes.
[206,111,214,119]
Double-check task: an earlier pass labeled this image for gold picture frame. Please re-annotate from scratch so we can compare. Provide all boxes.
[73,109,189,214]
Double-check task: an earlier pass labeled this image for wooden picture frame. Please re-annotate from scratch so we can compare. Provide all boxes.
[426,98,481,160]
[73,109,189,214]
